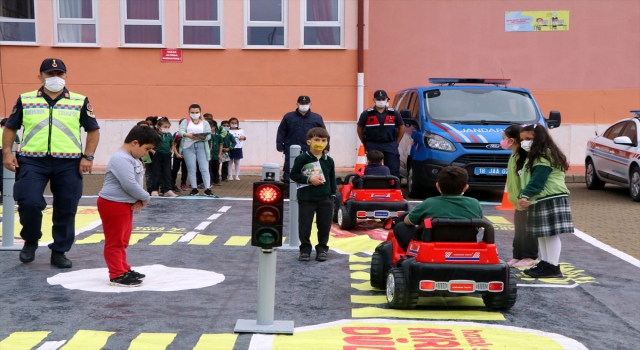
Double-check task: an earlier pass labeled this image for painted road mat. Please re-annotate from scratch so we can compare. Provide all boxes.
[0,198,639,350]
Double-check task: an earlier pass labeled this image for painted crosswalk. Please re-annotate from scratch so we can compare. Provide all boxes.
[0,331,238,350]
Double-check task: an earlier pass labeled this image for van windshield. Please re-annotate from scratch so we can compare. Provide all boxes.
[424,89,539,124]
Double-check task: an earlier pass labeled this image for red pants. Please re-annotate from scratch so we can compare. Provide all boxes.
[97,197,134,279]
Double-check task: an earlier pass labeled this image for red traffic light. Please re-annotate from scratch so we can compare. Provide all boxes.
[256,184,281,204]
[256,206,279,224]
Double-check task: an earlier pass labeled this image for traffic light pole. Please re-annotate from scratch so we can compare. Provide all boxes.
[0,149,21,251]
[279,145,301,251]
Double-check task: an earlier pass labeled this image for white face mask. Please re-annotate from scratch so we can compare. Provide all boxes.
[298,104,310,112]
[161,128,170,134]
[190,113,200,119]
[44,76,65,93]
[521,140,533,152]
[375,100,387,108]
[230,123,238,128]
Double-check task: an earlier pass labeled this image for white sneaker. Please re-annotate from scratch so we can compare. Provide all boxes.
[228,176,234,181]
[235,176,241,181]
[151,191,159,197]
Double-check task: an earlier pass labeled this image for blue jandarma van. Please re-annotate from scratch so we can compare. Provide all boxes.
[393,78,561,198]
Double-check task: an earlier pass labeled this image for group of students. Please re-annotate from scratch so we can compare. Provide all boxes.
[137,104,247,198]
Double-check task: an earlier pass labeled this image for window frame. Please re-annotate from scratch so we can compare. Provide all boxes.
[0,0,38,46]
[53,0,99,47]
[243,0,288,49]
[604,121,628,140]
[179,0,224,49]
[300,0,344,49]
[120,0,166,48]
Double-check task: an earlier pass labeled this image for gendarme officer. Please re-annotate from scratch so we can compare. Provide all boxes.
[3,58,100,268]
[357,90,405,178]
[276,95,329,184]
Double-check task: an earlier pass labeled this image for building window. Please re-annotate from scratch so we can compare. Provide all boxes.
[54,0,98,46]
[180,0,222,47]
[0,0,37,44]
[301,0,343,48]
[244,0,287,48]
[121,0,164,47]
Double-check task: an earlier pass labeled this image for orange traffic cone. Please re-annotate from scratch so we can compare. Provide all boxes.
[354,144,366,174]
[495,182,514,210]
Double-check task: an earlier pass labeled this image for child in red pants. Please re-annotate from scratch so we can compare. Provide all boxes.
[97,125,160,287]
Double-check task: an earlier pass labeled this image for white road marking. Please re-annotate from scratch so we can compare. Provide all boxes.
[517,283,579,288]
[36,341,66,350]
[178,231,198,242]
[208,213,223,220]
[248,334,274,350]
[573,229,640,269]
[195,221,212,230]
[218,206,232,212]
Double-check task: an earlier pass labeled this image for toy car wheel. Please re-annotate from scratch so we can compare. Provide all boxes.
[337,205,355,230]
[386,268,418,309]
[629,166,640,202]
[585,159,605,190]
[370,252,385,289]
[332,196,341,223]
[482,270,517,310]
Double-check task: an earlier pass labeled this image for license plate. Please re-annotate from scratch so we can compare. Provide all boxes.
[374,211,390,218]
[474,167,507,176]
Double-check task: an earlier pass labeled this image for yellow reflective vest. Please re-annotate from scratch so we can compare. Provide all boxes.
[20,90,84,158]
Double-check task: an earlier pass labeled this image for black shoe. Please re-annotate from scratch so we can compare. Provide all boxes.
[204,189,215,197]
[316,251,328,262]
[51,252,72,268]
[299,253,310,261]
[527,262,563,278]
[198,183,205,189]
[524,260,547,275]
[127,270,146,280]
[213,182,222,186]
[110,273,143,287]
[19,243,38,263]
[190,188,199,196]
[172,185,181,192]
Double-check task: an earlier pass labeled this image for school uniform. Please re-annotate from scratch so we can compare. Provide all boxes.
[209,132,223,184]
[150,131,174,193]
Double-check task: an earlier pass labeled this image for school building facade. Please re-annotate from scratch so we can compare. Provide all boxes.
[0,0,638,168]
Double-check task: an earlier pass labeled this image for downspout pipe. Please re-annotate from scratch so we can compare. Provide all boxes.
[356,0,364,121]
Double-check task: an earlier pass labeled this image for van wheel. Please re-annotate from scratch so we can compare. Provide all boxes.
[386,268,418,309]
[408,165,428,199]
[482,270,517,310]
[338,206,355,230]
[585,159,605,190]
[630,166,640,202]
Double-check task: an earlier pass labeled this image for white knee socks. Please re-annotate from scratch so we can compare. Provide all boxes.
[232,159,241,176]
[538,235,562,265]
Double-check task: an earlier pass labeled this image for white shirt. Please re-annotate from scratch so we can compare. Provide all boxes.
[229,129,245,149]
[183,120,205,149]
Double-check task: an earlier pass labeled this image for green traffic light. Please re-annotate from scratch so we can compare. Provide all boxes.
[257,228,277,245]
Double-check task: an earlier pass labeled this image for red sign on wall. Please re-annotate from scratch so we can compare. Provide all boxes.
[161,49,183,63]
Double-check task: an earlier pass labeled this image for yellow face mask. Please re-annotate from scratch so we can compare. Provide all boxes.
[310,142,327,152]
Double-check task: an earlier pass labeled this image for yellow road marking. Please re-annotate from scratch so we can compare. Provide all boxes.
[75,233,104,244]
[189,234,217,245]
[3,206,101,244]
[149,234,182,246]
[352,306,505,320]
[128,333,176,350]
[351,295,387,304]
[224,236,250,246]
[0,331,50,350]
[129,234,149,245]
[486,216,512,225]
[60,330,115,350]
[349,264,369,271]
[349,255,371,263]
[351,282,377,291]
[193,334,238,350]
[350,271,370,280]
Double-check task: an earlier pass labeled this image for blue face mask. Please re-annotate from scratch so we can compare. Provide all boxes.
[222,126,230,131]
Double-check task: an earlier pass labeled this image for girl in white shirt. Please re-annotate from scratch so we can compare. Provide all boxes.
[227,117,246,181]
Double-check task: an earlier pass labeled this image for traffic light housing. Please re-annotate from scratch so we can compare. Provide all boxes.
[251,181,285,249]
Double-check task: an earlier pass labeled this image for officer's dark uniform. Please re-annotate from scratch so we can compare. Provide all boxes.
[276,96,329,183]
[6,59,100,259]
[357,106,403,179]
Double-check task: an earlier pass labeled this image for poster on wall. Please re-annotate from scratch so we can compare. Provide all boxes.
[505,11,570,32]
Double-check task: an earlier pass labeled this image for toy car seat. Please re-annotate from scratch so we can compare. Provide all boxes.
[353,175,399,189]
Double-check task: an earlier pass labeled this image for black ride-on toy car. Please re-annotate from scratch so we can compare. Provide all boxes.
[370,217,517,310]
[333,175,409,230]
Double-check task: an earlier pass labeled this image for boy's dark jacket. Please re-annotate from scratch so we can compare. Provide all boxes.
[290,151,337,201]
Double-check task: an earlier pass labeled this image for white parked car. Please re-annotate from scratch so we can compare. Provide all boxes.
[585,110,640,201]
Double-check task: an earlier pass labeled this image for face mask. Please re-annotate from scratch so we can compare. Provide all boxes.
[310,142,327,152]
[375,100,387,108]
[190,113,200,119]
[298,104,310,112]
[230,124,238,128]
[161,128,170,134]
[499,139,513,150]
[222,126,229,131]
[521,140,533,152]
[44,76,65,93]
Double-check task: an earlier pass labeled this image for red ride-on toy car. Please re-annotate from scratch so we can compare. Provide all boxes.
[333,175,409,230]
[370,217,517,310]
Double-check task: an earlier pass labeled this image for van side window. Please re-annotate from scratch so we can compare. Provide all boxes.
[408,92,421,129]
[393,91,409,110]
[603,122,627,140]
